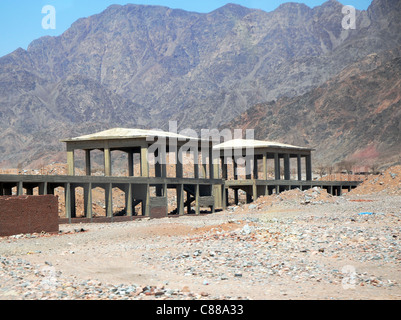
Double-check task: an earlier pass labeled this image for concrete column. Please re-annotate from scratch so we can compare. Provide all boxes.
[104,147,112,177]
[263,153,268,180]
[105,183,113,218]
[284,154,291,181]
[245,156,252,180]
[17,181,23,196]
[85,150,91,176]
[221,157,228,180]
[177,184,185,216]
[65,183,71,223]
[252,181,257,202]
[209,147,214,180]
[161,148,167,178]
[222,186,228,210]
[67,149,75,176]
[176,149,183,179]
[39,182,47,195]
[201,151,207,179]
[155,149,162,178]
[84,183,92,219]
[233,157,238,180]
[126,183,133,216]
[141,146,149,177]
[306,154,312,181]
[143,184,150,217]
[195,184,200,215]
[194,149,199,179]
[128,150,134,177]
[253,155,259,180]
[297,154,302,181]
[274,153,281,180]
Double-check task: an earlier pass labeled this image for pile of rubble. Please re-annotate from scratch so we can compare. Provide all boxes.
[348,165,401,196]
[227,187,338,213]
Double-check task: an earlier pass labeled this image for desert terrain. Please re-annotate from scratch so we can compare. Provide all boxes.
[0,166,400,300]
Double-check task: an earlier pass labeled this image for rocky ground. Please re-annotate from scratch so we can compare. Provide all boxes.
[1,188,400,300]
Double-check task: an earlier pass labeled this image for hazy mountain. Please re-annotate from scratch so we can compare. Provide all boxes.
[0,0,400,167]
[225,46,401,168]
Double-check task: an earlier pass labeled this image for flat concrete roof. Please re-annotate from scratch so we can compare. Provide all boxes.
[61,128,200,143]
[213,139,315,152]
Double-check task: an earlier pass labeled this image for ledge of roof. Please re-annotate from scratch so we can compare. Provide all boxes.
[61,128,201,142]
[213,139,315,151]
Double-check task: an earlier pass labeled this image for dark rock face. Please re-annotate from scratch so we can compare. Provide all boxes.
[0,0,400,167]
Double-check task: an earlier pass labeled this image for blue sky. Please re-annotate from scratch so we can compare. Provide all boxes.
[0,0,372,58]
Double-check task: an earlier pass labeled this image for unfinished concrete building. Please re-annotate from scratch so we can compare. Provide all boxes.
[0,129,360,223]
[213,139,358,206]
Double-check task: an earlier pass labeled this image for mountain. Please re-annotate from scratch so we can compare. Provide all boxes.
[0,0,400,167]
[225,46,401,168]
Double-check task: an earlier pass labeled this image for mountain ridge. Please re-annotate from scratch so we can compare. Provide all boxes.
[0,0,400,168]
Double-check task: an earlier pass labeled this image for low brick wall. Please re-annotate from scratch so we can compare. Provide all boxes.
[0,195,59,237]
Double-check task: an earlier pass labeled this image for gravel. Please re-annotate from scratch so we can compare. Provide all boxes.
[1,193,401,300]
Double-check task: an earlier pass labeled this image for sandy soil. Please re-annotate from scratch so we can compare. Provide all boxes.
[1,190,401,300]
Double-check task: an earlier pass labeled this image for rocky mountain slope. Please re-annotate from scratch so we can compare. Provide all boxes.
[0,0,400,167]
[226,46,401,168]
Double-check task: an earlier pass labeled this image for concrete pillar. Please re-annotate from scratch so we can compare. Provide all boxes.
[84,183,92,219]
[195,184,200,215]
[161,148,167,178]
[105,183,113,218]
[306,154,312,181]
[209,147,214,181]
[155,149,162,178]
[284,154,290,181]
[245,156,252,180]
[297,154,302,181]
[201,151,207,179]
[263,153,268,180]
[143,184,150,217]
[274,153,281,180]
[176,149,183,178]
[221,157,228,180]
[253,155,259,180]
[39,182,47,195]
[177,184,185,216]
[65,183,71,223]
[194,149,199,179]
[104,147,112,177]
[67,149,75,176]
[128,150,134,177]
[141,146,149,177]
[222,186,228,210]
[253,181,257,202]
[17,181,23,196]
[233,157,238,180]
[125,183,133,216]
[85,150,91,176]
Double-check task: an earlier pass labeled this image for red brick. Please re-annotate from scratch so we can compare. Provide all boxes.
[0,195,59,237]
